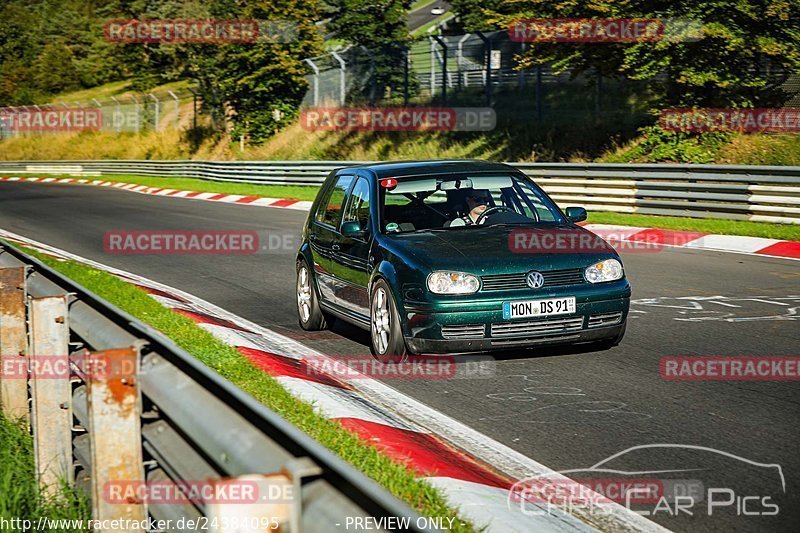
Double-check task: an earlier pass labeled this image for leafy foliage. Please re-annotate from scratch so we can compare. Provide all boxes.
[453,0,800,108]
[325,0,412,100]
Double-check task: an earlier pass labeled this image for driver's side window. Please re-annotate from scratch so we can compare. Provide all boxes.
[342,177,371,230]
[316,174,354,228]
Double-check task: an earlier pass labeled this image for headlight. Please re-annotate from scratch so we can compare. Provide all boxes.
[427,271,480,294]
[585,259,623,283]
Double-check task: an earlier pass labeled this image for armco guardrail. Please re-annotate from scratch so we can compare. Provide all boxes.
[0,240,429,533]
[1,160,799,224]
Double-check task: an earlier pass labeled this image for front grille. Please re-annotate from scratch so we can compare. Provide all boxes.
[441,323,486,339]
[491,316,584,338]
[481,268,585,291]
[588,312,623,328]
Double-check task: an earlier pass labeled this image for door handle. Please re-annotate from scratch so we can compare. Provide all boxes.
[332,244,341,252]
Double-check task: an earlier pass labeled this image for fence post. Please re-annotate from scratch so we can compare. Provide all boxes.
[167,91,180,128]
[0,266,29,422]
[303,58,320,106]
[475,31,492,107]
[188,88,198,129]
[404,47,410,106]
[131,95,140,133]
[29,295,73,497]
[149,93,159,131]
[110,97,121,133]
[429,36,436,97]
[331,51,347,106]
[536,65,543,122]
[432,35,448,104]
[86,345,146,530]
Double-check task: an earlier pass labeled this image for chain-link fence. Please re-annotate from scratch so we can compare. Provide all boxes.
[301,30,800,118]
[0,88,198,139]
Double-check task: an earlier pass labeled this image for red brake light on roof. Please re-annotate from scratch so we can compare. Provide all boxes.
[380,178,398,189]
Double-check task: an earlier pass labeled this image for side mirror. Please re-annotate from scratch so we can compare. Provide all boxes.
[565,207,587,223]
[341,220,366,238]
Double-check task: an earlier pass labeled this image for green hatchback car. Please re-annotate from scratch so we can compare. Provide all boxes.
[296,160,630,361]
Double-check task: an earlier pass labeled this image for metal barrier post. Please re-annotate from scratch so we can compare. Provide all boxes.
[29,295,73,497]
[110,97,121,133]
[330,51,347,106]
[303,58,320,106]
[0,266,29,422]
[168,90,180,128]
[149,93,160,131]
[432,35,448,104]
[86,346,146,531]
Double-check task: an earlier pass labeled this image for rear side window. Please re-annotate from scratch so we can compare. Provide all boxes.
[316,174,354,228]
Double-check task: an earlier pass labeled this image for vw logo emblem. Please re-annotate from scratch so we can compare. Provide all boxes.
[526,271,544,289]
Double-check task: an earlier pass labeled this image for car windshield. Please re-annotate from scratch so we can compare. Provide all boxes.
[380,173,565,233]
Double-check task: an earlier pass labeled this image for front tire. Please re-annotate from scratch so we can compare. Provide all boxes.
[296,260,327,331]
[370,280,408,363]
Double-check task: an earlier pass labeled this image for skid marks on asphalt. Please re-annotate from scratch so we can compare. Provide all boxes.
[630,295,800,322]
[481,372,652,424]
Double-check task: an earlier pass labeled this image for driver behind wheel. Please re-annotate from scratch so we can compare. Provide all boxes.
[448,189,491,227]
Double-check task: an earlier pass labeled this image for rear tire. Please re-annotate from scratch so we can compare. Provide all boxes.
[296,260,327,331]
[370,279,408,363]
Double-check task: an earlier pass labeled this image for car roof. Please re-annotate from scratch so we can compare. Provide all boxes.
[338,159,519,179]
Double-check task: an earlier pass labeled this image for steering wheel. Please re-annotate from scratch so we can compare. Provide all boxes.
[475,206,515,225]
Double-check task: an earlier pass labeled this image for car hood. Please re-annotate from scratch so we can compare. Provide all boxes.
[390,225,617,275]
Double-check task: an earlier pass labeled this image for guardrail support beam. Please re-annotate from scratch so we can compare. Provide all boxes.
[0,267,29,422]
[86,345,146,531]
[29,295,73,497]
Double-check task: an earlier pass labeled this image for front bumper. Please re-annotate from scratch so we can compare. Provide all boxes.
[402,282,630,354]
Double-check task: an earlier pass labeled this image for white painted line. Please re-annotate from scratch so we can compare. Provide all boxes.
[192,192,220,200]
[286,201,314,211]
[0,228,664,532]
[215,194,246,203]
[683,234,780,253]
[426,477,592,533]
[248,198,283,206]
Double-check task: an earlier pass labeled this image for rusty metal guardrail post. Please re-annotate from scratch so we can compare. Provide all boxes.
[86,346,147,531]
[0,266,29,422]
[29,295,74,497]
[0,239,429,533]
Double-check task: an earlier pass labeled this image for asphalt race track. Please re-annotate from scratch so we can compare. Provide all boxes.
[2,181,798,532]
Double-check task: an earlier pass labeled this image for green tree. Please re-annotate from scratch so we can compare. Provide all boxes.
[200,0,324,141]
[326,0,411,101]
[457,0,800,107]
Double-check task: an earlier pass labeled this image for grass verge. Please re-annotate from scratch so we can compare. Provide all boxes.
[587,212,800,241]
[18,245,475,531]
[0,415,89,531]
[18,173,800,241]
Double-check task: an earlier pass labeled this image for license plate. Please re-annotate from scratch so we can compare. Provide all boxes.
[503,297,576,319]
